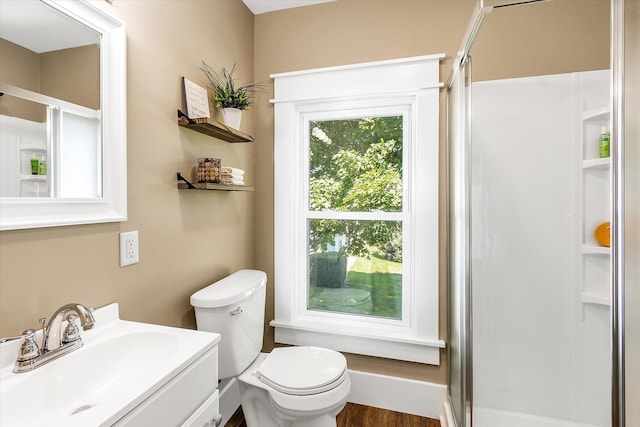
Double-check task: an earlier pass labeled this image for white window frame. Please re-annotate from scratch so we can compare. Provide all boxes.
[271,55,445,364]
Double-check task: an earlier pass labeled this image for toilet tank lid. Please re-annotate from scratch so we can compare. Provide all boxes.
[190,269,267,308]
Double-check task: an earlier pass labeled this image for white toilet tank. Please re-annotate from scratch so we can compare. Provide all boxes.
[190,269,267,379]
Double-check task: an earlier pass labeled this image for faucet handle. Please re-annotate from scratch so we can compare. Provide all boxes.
[16,329,40,362]
[0,330,34,344]
[62,315,81,344]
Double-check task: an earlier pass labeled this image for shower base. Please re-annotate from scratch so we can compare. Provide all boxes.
[473,406,602,427]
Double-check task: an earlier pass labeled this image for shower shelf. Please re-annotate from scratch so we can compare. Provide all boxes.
[582,158,610,169]
[581,292,610,306]
[582,107,609,122]
[579,99,611,314]
[19,174,47,182]
[581,245,610,255]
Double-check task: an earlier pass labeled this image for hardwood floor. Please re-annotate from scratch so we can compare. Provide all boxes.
[226,403,441,427]
[336,403,441,427]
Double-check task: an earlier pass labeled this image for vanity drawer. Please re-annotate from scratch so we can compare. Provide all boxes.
[181,389,221,427]
[113,346,218,426]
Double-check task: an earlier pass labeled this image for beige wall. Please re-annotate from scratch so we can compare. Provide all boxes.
[0,0,255,335]
[0,38,44,122]
[253,0,609,385]
[470,0,610,81]
[40,44,100,109]
[0,39,40,92]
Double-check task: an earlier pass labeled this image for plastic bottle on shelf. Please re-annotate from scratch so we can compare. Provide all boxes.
[599,126,610,158]
[38,156,47,175]
[30,153,39,175]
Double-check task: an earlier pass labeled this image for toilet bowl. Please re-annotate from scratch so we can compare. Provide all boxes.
[190,270,351,427]
[239,349,350,427]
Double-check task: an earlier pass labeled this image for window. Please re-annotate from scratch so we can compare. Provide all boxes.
[272,55,444,364]
[307,112,405,321]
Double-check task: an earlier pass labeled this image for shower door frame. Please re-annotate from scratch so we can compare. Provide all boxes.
[446,53,472,427]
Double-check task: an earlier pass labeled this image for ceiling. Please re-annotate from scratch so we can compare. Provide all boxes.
[0,0,99,53]
[241,0,336,15]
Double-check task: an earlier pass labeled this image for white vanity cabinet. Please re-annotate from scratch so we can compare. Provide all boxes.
[181,389,222,427]
[0,304,222,427]
[113,345,220,427]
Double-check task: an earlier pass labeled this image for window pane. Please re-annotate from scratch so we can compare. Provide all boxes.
[309,116,403,212]
[307,218,402,320]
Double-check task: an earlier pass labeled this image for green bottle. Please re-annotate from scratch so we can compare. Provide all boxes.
[599,127,610,158]
[38,157,47,175]
[30,154,39,175]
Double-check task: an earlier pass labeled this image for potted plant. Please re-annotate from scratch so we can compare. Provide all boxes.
[200,61,263,129]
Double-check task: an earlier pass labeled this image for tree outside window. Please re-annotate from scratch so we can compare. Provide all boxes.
[307,116,404,320]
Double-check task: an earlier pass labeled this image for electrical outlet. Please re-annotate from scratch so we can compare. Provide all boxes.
[119,231,139,267]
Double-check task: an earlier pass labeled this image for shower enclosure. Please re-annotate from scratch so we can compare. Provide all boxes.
[445,1,637,426]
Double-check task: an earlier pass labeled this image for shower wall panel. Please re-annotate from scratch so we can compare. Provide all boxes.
[471,71,609,427]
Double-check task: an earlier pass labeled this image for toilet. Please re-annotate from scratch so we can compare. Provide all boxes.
[190,269,351,427]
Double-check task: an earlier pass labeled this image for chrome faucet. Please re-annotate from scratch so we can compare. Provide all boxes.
[42,303,95,353]
[4,303,96,373]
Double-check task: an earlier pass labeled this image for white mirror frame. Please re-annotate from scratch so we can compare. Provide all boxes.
[0,0,126,231]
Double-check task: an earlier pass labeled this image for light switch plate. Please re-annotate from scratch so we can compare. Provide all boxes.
[119,231,139,267]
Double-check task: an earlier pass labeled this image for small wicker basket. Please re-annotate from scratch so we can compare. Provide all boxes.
[197,158,221,183]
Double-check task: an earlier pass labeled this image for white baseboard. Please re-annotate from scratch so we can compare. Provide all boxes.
[347,369,446,420]
[221,369,447,422]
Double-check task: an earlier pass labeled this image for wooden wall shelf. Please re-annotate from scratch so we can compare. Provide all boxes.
[177,182,254,192]
[176,172,253,192]
[177,110,254,143]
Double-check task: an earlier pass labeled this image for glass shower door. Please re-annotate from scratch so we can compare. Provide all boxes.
[447,1,624,426]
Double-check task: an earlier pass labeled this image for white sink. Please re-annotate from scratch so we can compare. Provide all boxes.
[0,303,220,427]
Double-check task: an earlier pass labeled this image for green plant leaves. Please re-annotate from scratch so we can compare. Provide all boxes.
[200,61,263,110]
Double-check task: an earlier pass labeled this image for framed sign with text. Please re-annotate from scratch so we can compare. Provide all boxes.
[182,77,210,119]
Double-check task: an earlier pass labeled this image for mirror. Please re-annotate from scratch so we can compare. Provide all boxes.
[0,0,126,230]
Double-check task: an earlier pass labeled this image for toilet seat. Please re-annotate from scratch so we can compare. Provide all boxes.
[257,346,347,396]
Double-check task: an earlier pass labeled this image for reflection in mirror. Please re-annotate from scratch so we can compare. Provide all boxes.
[0,0,126,230]
[0,0,101,199]
[0,95,48,197]
[0,88,101,199]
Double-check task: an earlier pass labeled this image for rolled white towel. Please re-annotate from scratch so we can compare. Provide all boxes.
[221,176,245,186]
[221,166,245,176]
[220,172,245,182]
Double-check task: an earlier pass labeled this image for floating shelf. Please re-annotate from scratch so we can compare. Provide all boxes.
[176,172,253,192]
[177,110,254,143]
[177,182,254,192]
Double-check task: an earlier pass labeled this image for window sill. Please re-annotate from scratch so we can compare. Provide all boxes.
[270,320,445,365]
